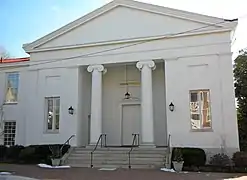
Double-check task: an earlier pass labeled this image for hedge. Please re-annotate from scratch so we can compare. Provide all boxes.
[0,144,70,165]
[232,151,247,167]
[172,147,206,167]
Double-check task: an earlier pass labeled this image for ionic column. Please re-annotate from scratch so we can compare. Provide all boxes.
[87,64,106,145]
[136,60,156,146]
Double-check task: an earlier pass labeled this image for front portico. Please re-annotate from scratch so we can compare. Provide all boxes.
[86,60,167,147]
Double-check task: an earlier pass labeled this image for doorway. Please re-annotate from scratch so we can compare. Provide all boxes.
[121,103,141,146]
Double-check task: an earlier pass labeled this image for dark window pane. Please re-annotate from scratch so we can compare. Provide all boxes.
[47,116,53,130]
[190,92,198,102]
[55,114,59,130]
[191,114,200,120]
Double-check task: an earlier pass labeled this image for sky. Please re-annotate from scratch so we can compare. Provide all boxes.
[1,0,247,58]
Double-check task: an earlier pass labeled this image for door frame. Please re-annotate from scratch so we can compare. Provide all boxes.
[120,100,141,146]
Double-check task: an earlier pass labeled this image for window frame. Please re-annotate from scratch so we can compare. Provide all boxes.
[189,89,212,132]
[3,121,16,146]
[44,96,60,133]
[5,72,20,104]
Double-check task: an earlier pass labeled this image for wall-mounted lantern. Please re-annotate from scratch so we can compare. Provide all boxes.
[68,106,74,115]
[169,102,175,112]
[124,92,131,99]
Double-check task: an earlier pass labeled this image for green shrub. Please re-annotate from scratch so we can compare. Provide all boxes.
[172,147,206,167]
[232,152,247,167]
[209,153,231,166]
[5,145,24,161]
[0,145,7,160]
[1,144,70,164]
[19,146,36,163]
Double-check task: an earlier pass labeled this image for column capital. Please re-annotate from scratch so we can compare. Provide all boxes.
[136,60,156,71]
[87,64,107,74]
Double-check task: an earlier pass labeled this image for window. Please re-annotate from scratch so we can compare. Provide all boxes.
[45,97,60,132]
[190,90,212,130]
[5,72,19,103]
[4,121,16,146]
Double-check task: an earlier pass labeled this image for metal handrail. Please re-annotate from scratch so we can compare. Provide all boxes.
[60,135,75,155]
[167,134,171,154]
[128,133,140,169]
[90,134,107,168]
[165,134,172,168]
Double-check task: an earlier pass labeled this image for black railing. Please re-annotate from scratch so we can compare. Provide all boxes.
[165,134,172,168]
[60,135,75,155]
[128,133,140,169]
[167,134,171,154]
[90,134,107,168]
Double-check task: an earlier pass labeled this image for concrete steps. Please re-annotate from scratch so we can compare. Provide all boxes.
[67,147,168,169]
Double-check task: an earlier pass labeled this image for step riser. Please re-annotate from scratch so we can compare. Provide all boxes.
[73,151,167,154]
[67,148,168,169]
[68,155,165,160]
[69,160,164,165]
[68,161,164,164]
[69,164,161,169]
[70,154,164,158]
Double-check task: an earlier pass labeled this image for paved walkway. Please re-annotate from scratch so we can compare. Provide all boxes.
[0,164,247,180]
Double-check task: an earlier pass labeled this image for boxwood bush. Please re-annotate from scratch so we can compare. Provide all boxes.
[0,144,70,164]
[6,145,25,162]
[0,145,7,161]
[232,151,247,167]
[172,147,206,167]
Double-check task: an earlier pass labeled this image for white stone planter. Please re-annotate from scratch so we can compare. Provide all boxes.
[172,161,184,172]
[51,158,61,166]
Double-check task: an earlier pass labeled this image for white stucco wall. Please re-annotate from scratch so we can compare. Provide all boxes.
[165,53,239,154]
[0,67,27,145]
[24,67,80,146]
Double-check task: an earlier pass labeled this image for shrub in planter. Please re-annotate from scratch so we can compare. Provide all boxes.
[5,145,24,162]
[172,147,206,167]
[49,145,62,166]
[209,153,231,167]
[0,145,7,160]
[172,148,184,172]
[232,152,247,167]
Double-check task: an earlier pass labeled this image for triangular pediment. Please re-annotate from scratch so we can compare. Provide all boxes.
[23,0,237,52]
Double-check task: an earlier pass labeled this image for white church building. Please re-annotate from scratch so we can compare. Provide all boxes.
[0,0,239,157]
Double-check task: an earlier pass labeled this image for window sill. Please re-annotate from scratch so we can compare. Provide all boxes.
[3,102,18,105]
[190,129,213,132]
[44,131,59,134]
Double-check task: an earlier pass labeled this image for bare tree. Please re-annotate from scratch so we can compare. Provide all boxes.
[0,47,10,60]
